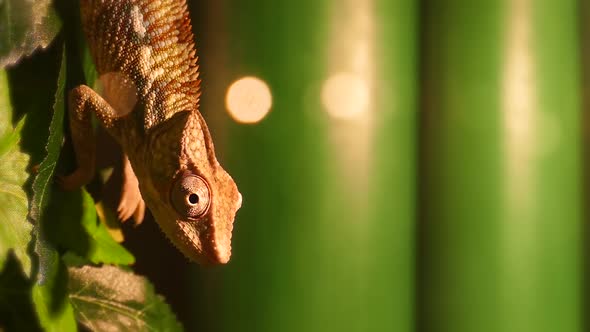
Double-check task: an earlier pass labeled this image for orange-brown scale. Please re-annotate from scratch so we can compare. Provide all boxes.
[80,0,200,131]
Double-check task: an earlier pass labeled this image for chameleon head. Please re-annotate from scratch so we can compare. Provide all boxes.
[140,110,242,264]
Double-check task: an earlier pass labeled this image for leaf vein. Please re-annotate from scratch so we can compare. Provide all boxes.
[69,294,159,332]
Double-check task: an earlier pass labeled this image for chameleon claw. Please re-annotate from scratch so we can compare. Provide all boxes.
[133,199,146,225]
[117,197,146,225]
[117,202,133,222]
[117,183,145,224]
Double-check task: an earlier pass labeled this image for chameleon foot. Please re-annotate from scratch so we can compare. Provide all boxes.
[117,185,145,224]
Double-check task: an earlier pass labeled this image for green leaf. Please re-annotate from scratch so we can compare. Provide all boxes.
[45,189,135,265]
[68,264,183,332]
[0,70,32,277]
[0,0,62,68]
[32,248,77,332]
[30,48,77,332]
[29,44,66,225]
[0,69,12,134]
[29,41,63,289]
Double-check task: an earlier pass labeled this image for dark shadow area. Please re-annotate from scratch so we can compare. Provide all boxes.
[7,37,61,165]
[49,256,71,319]
[7,33,62,205]
[0,253,42,332]
[54,0,88,90]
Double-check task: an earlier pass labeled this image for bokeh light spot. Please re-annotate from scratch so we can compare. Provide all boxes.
[321,72,369,119]
[226,76,272,124]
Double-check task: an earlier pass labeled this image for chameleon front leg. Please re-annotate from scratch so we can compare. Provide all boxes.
[58,85,119,190]
[60,85,146,223]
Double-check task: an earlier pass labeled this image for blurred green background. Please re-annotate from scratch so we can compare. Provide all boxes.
[2,0,589,331]
[180,0,583,331]
[182,0,416,331]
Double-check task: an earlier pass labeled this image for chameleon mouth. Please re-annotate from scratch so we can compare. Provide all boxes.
[173,217,228,265]
[208,188,242,264]
[211,226,232,264]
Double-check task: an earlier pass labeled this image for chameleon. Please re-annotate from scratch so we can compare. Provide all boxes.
[58,0,242,264]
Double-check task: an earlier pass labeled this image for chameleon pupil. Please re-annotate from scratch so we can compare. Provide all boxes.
[188,193,199,205]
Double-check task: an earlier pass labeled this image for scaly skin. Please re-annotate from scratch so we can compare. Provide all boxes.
[59,0,242,264]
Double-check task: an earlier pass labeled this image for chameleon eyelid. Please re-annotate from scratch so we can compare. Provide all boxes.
[170,173,211,219]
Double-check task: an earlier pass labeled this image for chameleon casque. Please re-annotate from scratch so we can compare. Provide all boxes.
[58,0,242,264]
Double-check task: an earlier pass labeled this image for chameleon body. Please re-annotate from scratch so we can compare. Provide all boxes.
[59,0,242,264]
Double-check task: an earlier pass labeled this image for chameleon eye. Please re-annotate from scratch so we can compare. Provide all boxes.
[170,174,211,219]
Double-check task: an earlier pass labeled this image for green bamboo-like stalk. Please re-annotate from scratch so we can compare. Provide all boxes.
[366,0,417,330]
[190,0,417,331]
[419,1,582,331]
[582,0,590,329]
